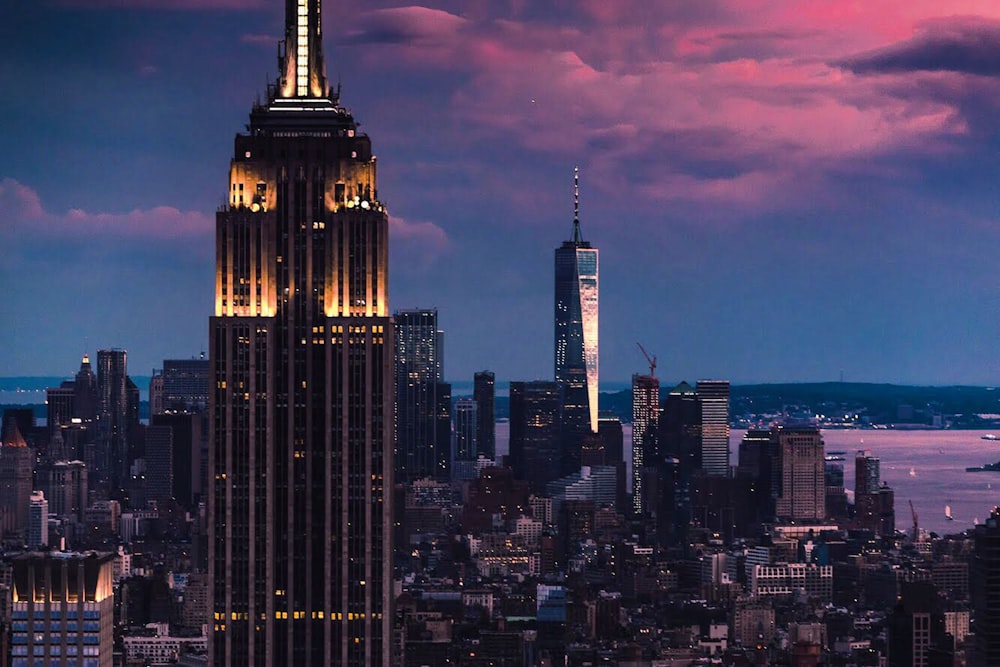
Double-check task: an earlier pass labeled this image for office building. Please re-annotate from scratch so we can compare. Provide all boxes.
[554,168,599,449]
[149,372,165,416]
[394,308,450,481]
[44,460,89,524]
[97,348,138,496]
[144,425,174,506]
[972,508,1000,667]
[151,412,206,511]
[0,420,33,538]
[773,426,825,522]
[10,551,115,667]
[696,380,730,477]
[47,384,76,442]
[28,491,49,549]
[162,357,210,413]
[631,373,658,514]
[453,398,478,463]
[473,371,496,460]
[509,381,563,492]
[855,451,880,495]
[209,2,393,662]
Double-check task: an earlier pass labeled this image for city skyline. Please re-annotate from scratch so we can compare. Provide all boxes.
[6,2,1000,385]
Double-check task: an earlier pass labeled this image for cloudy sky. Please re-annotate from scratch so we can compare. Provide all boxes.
[4,1,1000,385]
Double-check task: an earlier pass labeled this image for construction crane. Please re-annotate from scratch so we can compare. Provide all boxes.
[909,500,919,543]
[636,342,657,378]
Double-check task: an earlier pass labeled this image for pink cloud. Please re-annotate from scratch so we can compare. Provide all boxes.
[389,215,451,270]
[335,2,998,213]
[2,179,211,240]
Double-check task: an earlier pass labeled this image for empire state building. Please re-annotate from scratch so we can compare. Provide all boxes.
[209,1,392,664]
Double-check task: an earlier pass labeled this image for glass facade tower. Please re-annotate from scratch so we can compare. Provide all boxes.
[209,1,393,664]
[554,168,599,445]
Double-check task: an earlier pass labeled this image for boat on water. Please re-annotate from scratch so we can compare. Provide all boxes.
[945,504,954,521]
[966,461,1000,472]
[983,434,999,441]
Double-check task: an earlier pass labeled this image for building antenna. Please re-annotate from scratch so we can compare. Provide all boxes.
[572,166,582,243]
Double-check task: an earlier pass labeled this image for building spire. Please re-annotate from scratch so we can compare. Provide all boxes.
[278,0,330,99]
[572,166,582,243]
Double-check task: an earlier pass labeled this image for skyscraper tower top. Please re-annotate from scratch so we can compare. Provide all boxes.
[279,0,329,100]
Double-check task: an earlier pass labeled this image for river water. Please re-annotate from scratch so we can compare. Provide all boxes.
[498,423,1000,536]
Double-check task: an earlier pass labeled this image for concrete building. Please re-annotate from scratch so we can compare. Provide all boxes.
[10,551,115,667]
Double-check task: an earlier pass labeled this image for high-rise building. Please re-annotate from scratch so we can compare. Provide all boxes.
[73,353,99,422]
[554,168,599,448]
[10,551,115,667]
[631,373,658,514]
[0,419,33,538]
[394,308,449,482]
[28,491,49,549]
[597,416,626,510]
[773,426,825,522]
[209,2,393,662]
[163,357,210,413]
[44,460,89,524]
[855,450,880,495]
[97,348,132,495]
[144,425,174,506]
[509,381,563,492]
[149,372,165,416]
[473,371,496,460]
[696,380,730,477]
[972,508,1000,667]
[453,398,478,463]
[151,412,206,511]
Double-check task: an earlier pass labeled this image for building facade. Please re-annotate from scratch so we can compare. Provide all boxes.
[394,308,450,482]
[473,371,496,460]
[631,373,659,514]
[10,552,115,667]
[554,169,599,446]
[209,2,393,663]
[696,380,730,477]
[509,381,563,492]
[773,426,825,523]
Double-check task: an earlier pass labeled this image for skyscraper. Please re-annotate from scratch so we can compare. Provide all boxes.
[473,371,496,460]
[394,308,449,482]
[631,373,659,514]
[509,381,563,492]
[773,426,825,522]
[209,2,393,663]
[554,168,599,448]
[97,348,137,497]
[972,508,1000,667]
[696,380,730,477]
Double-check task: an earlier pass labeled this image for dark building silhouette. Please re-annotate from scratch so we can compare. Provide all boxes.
[656,381,702,543]
[509,381,563,492]
[597,416,627,510]
[150,413,206,511]
[97,348,138,497]
[209,2,393,662]
[887,581,954,666]
[394,308,449,482]
[162,357,210,413]
[473,371,496,460]
[554,169,598,462]
[972,508,1000,667]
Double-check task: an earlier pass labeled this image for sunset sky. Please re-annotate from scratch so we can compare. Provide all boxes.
[5,1,1000,384]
